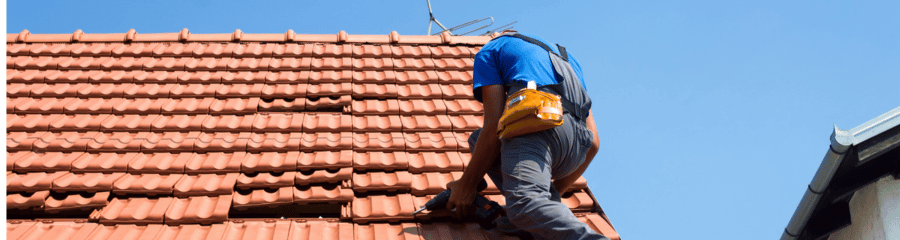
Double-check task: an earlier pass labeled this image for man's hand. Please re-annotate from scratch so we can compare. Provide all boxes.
[445,180,478,219]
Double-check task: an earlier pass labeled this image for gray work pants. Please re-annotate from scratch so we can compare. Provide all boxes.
[469,114,608,240]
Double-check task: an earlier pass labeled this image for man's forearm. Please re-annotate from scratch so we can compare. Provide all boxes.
[460,127,502,187]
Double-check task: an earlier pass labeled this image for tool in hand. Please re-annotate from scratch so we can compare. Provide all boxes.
[411,179,503,229]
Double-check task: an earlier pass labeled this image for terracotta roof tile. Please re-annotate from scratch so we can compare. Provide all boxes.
[261,83,308,98]
[353,44,392,58]
[86,131,144,153]
[352,151,409,171]
[302,113,352,132]
[561,190,596,212]
[152,114,207,132]
[52,172,126,192]
[177,71,227,84]
[400,115,452,132]
[94,197,173,224]
[13,97,73,114]
[190,43,234,57]
[251,113,304,132]
[409,172,463,196]
[29,83,81,97]
[173,173,238,197]
[8,190,50,209]
[305,95,351,111]
[231,187,293,209]
[28,43,72,56]
[111,43,161,57]
[77,83,130,98]
[396,84,441,100]
[164,195,232,225]
[123,84,172,98]
[141,132,198,153]
[299,132,352,151]
[296,150,353,171]
[127,152,191,173]
[7,114,58,132]
[448,115,483,131]
[308,70,352,83]
[347,194,416,223]
[258,98,305,112]
[200,115,253,132]
[352,171,412,193]
[9,152,76,173]
[351,99,399,115]
[295,168,352,185]
[44,191,111,212]
[113,173,183,195]
[83,224,167,240]
[193,132,251,153]
[576,213,621,240]
[247,132,302,152]
[170,83,219,98]
[222,71,270,84]
[271,43,313,57]
[394,71,438,84]
[436,71,473,84]
[293,184,353,204]
[33,131,99,152]
[64,98,122,114]
[242,152,300,173]
[112,98,168,114]
[71,152,139,173]
[7,69,44,83]
[7,131,46,151]
[266,69,310,84]
[133,70,183,84]
[355,222,420,240]
[453,132,473,152]
[7,220,100,240]
[403,132,459,152]
[430,46,474,58]
[233,43,276,58]
[236,172,295,189]
[352,71,395,84]
[268,58,311,71]
[407,152,465,173]
[350,83,397,99]
[352,115,402,132]
[398,99,446,115]
[211,98,260,115]
[417,222,521,240]
[153,42,199,57]
[153,223,228,240]
[183,152,244,174]
[353,132,405,151]
[7,83,32,97]
[288,219,354,240]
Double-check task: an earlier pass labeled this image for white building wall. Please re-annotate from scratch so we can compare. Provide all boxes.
[828,176,900,240]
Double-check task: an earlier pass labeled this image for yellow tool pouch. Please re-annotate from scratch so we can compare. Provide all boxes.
[497,81,564,139]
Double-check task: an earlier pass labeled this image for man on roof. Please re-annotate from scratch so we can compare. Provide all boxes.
[446,30,606,240]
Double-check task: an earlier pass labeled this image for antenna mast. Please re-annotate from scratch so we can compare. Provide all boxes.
[426,0,516,36]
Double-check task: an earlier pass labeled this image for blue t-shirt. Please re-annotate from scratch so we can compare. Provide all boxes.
[472,33,587,102]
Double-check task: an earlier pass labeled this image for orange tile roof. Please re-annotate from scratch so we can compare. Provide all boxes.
[6,29,619,240]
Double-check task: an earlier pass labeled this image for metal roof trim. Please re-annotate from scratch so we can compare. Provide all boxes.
[782,106,900,240]
[849,106,900,145]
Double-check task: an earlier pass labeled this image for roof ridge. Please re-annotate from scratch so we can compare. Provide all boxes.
[8,29,499,45]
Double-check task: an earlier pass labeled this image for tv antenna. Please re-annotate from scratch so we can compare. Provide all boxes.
[426,0,517,36]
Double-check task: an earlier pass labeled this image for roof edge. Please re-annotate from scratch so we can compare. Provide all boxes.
[782,105,900,240]
[7,29,500,45]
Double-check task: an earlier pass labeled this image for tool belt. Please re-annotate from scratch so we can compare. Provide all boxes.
[497,82,564,139]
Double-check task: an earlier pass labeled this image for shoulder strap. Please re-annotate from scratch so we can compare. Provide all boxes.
[504,33,569,61]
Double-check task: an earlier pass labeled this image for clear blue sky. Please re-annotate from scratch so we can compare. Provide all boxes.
[7,1,900,239]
